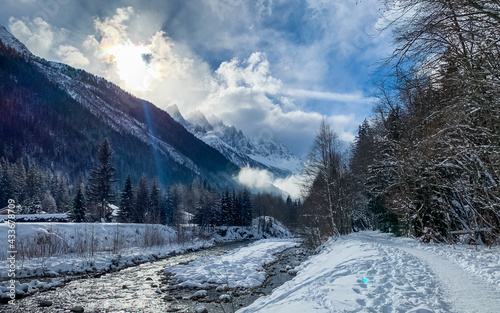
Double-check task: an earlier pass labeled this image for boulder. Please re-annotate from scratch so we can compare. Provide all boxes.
[70,306,85,312]
[195,305,208,313]
[38,300,53,307]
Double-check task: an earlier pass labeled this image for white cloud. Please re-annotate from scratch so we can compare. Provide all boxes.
[235,166,303,198]
[6,4,375,158]
[236,166,275,190]
[8,16,66,58]
[274,174,304,199]
[234,166,301,199]
[55,45,89,67]
[286,89,374,103]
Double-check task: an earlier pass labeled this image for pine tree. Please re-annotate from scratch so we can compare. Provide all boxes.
[232,190,241,226]
[134,176,149,224]
[11,159,26,204]
[241,188,253,226]
[220,188,232,226]
[149,179,162,224]
[0,158,12,207]
[165,186,179,225]
[285,195,297,229]
[25,165,43,213]
[88,138,116,221]
[70,184,86,222]
[118,174,134,223]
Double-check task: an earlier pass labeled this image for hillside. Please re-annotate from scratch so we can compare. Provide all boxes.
[0,26,239,186]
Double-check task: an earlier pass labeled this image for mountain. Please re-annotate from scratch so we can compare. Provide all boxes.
[0,26,239,186]
[166,104,301,177]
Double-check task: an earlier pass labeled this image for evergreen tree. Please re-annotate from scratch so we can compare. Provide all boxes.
[88,138,116,221]
[70,184,86,222]
[149,179,163,224]
[118,174,134,223]
[285,195,297,229]
[220,188,232,226]
[165,186,179,225]
[232,190,242,226]
[0,158,12,206]
[11,159,26,204]
[134,176,149,223]
[241,188,253,226]
[25,165,44,213]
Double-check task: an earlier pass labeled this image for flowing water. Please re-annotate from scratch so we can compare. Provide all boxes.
[1,241,310,313]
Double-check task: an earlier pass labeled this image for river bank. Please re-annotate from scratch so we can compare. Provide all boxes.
[0,239,312,312]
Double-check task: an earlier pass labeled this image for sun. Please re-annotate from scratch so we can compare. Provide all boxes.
[103,43,160,91]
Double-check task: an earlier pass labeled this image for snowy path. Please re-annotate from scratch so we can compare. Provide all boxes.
[238,231,500,313]
[366,232,500,313]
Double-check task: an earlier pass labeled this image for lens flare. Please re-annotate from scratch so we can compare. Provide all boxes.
[99,41,160,91]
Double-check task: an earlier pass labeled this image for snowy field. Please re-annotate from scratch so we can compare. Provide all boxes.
[164,239,299,288]
[238,231,500,313]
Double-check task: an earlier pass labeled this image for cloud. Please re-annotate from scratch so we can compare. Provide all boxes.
[236,166,275,190]
[5,2,384,158]
[235,166,303,198]
[286,89,374,103]
[55,45,89,67]
[199,52,362,156]
[274,174,304,199]
[8,16,66,58]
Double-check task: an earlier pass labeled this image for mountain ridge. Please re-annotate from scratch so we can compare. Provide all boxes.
[166,104,301,177]
[0,26,239,186]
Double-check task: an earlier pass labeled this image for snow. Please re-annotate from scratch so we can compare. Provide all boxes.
[0,214,68,222]
[195,305,208,313]
[238,231,500,313]
[164,239,299,289]
[0,217,292,299]
[0,26,32,55]
[167,105,302,176]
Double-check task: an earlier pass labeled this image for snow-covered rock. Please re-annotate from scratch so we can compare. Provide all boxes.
[195,306,208,313]
[192,290,207,298]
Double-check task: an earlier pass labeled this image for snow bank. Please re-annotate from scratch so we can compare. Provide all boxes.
[165,239,299,289]
[238,231,500,313]
[0,218,292,279]
[212,216,293,242]
[403,237,500,291]
[0,214,68,222]
[0,216,294,300]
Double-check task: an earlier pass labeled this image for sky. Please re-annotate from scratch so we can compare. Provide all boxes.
[0,0,392,158]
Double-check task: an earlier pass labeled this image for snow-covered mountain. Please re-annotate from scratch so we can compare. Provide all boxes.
[166,104,301,177]
[0,26,238,185]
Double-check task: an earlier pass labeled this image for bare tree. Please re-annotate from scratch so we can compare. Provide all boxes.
[301,119,354,244]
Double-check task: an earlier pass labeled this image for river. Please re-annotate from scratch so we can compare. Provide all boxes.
[1,240,309,313]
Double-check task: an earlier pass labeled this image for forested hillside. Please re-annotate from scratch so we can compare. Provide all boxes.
[300,0,500,246]
[0,29,239,189]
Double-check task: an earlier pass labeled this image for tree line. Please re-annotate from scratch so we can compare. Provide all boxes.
[299,0,500,247]
[0,137,301,229]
